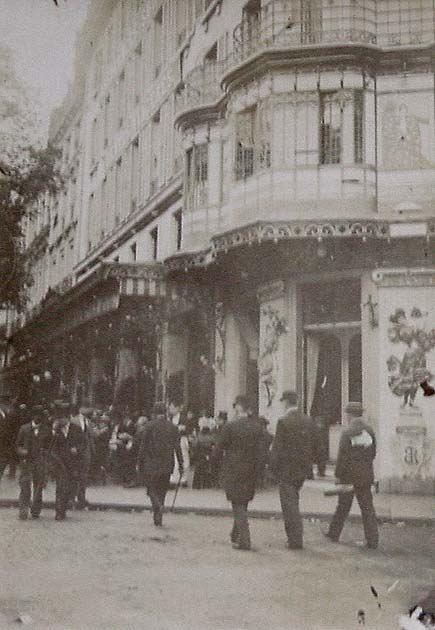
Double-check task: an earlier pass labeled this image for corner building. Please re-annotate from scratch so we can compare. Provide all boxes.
[6,0,435,494]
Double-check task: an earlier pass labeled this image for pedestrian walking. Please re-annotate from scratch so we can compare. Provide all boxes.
[49,401,84,521]
[212,395,265,551]
[72,403,95,509]
[270,390,315,550]
[325,401,378,549]
[15,404,51,520]
[138,402,184,527]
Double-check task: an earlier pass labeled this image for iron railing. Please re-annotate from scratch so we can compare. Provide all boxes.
[175,0,434,117]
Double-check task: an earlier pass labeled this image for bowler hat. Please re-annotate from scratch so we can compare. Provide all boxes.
[345,401,364,417]
[280,390,297,405]
[153,401,167,417]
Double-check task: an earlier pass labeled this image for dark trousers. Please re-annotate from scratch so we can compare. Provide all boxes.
[55,467,76,517]
[231,501,250,548]
[279,480,304,547]
[76,456,90,506]
[147,474,170,517]
[328,485,378,548]
[19,465,44,516]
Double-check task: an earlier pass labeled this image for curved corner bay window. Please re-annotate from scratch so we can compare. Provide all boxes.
[234,103,271,181]
[185,144,208,209]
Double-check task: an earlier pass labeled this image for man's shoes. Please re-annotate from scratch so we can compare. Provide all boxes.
[18,510,28,521]
[75,500,89,511]
[31,513,40,519]
[153,509,163,527]
[55,514,66,521]
[287,542,303,550]
[322,531,339,543]
[366,543,378,550]
[232,542,251,551]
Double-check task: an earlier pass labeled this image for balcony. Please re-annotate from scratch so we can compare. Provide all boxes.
[175,59,226,118]
[228,0,434,69]
[175,1,434,125]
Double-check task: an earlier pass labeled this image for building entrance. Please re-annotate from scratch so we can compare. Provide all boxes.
[302,278,362,460]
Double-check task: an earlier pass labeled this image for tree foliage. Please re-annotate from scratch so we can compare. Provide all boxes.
[1,146,62,310]
[1,45,62,310]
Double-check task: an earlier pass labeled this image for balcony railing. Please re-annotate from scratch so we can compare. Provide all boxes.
[175,0,434,119]
[175,59,226,115]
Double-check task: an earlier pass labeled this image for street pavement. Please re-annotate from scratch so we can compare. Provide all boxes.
[0,508,433,629]
[1,476,433,523]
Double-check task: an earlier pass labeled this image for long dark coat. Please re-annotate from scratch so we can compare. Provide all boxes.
[49,423,85,475]
[138,417,183,481]
[16,422,51,467]
[270,410,315,483]
[335,418,376,486]
[213,417,265,504]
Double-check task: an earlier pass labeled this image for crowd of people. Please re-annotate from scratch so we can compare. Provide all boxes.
[0,391,379,554]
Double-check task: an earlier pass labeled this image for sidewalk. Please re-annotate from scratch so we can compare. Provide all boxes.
[0,476,433,524]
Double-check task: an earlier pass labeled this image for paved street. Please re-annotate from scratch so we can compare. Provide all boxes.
[0,507,433,630]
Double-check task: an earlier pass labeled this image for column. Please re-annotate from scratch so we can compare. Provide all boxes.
[257,280,298,432]
[214,312,247,416]
[373,268,435,494]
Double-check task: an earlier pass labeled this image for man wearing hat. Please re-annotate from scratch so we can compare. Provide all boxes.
[49,401,85,521]
[325,401,378,549]
[72,402,95,509]
[138,402,184,526]
[15,404,52,520]
[270,390,315,549]
[212,395,265,551]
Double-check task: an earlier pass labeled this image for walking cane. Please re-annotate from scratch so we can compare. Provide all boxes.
[171,471,184,512]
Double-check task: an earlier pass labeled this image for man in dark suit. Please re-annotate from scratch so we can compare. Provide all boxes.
[72,403,95,509]
[212,395,265,551]
[325,402,378,549]
[270,390,315,549]
[15,404,51,520]
[49,402,85,521]
[138,402,184,527]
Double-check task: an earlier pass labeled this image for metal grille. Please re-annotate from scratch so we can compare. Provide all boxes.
[235,104,271,180]
[320,93,342,165]
[185,144,209,209]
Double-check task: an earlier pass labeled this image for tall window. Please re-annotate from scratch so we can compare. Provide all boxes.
[154,6,163,78]
[150,227,158,260]
[235,104,271,180]
[319,92,342,165]
[319,91,364,165]
[186,144,208,208]
[353,90,364,164]
[300,0,322,44]
[130,242,137,262]
[174,209,183,251]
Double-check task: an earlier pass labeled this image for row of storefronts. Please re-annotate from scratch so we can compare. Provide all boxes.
[4,220,434,493]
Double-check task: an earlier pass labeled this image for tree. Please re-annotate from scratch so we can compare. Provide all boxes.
[0,45,62,310]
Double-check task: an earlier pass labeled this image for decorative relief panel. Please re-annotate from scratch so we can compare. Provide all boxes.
[381,99,433,169]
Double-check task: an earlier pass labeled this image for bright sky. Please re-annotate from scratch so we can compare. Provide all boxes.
[0,0,89,138]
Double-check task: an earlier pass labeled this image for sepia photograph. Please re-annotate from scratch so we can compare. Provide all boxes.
[0,1,434,628]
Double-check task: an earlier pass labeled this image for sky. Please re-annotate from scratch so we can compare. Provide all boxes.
[0,0,90,138]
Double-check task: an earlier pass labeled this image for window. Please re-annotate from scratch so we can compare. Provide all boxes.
[150,227,158,260]
[235,104,271,180]
[354,90,364,164]
[319,92,342,165]
[205,42,217,63]
[130,242,137,262]
[319,90,364,165]
[174,209,183,251]
[154,6,163,78]
[186,144,208,208]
